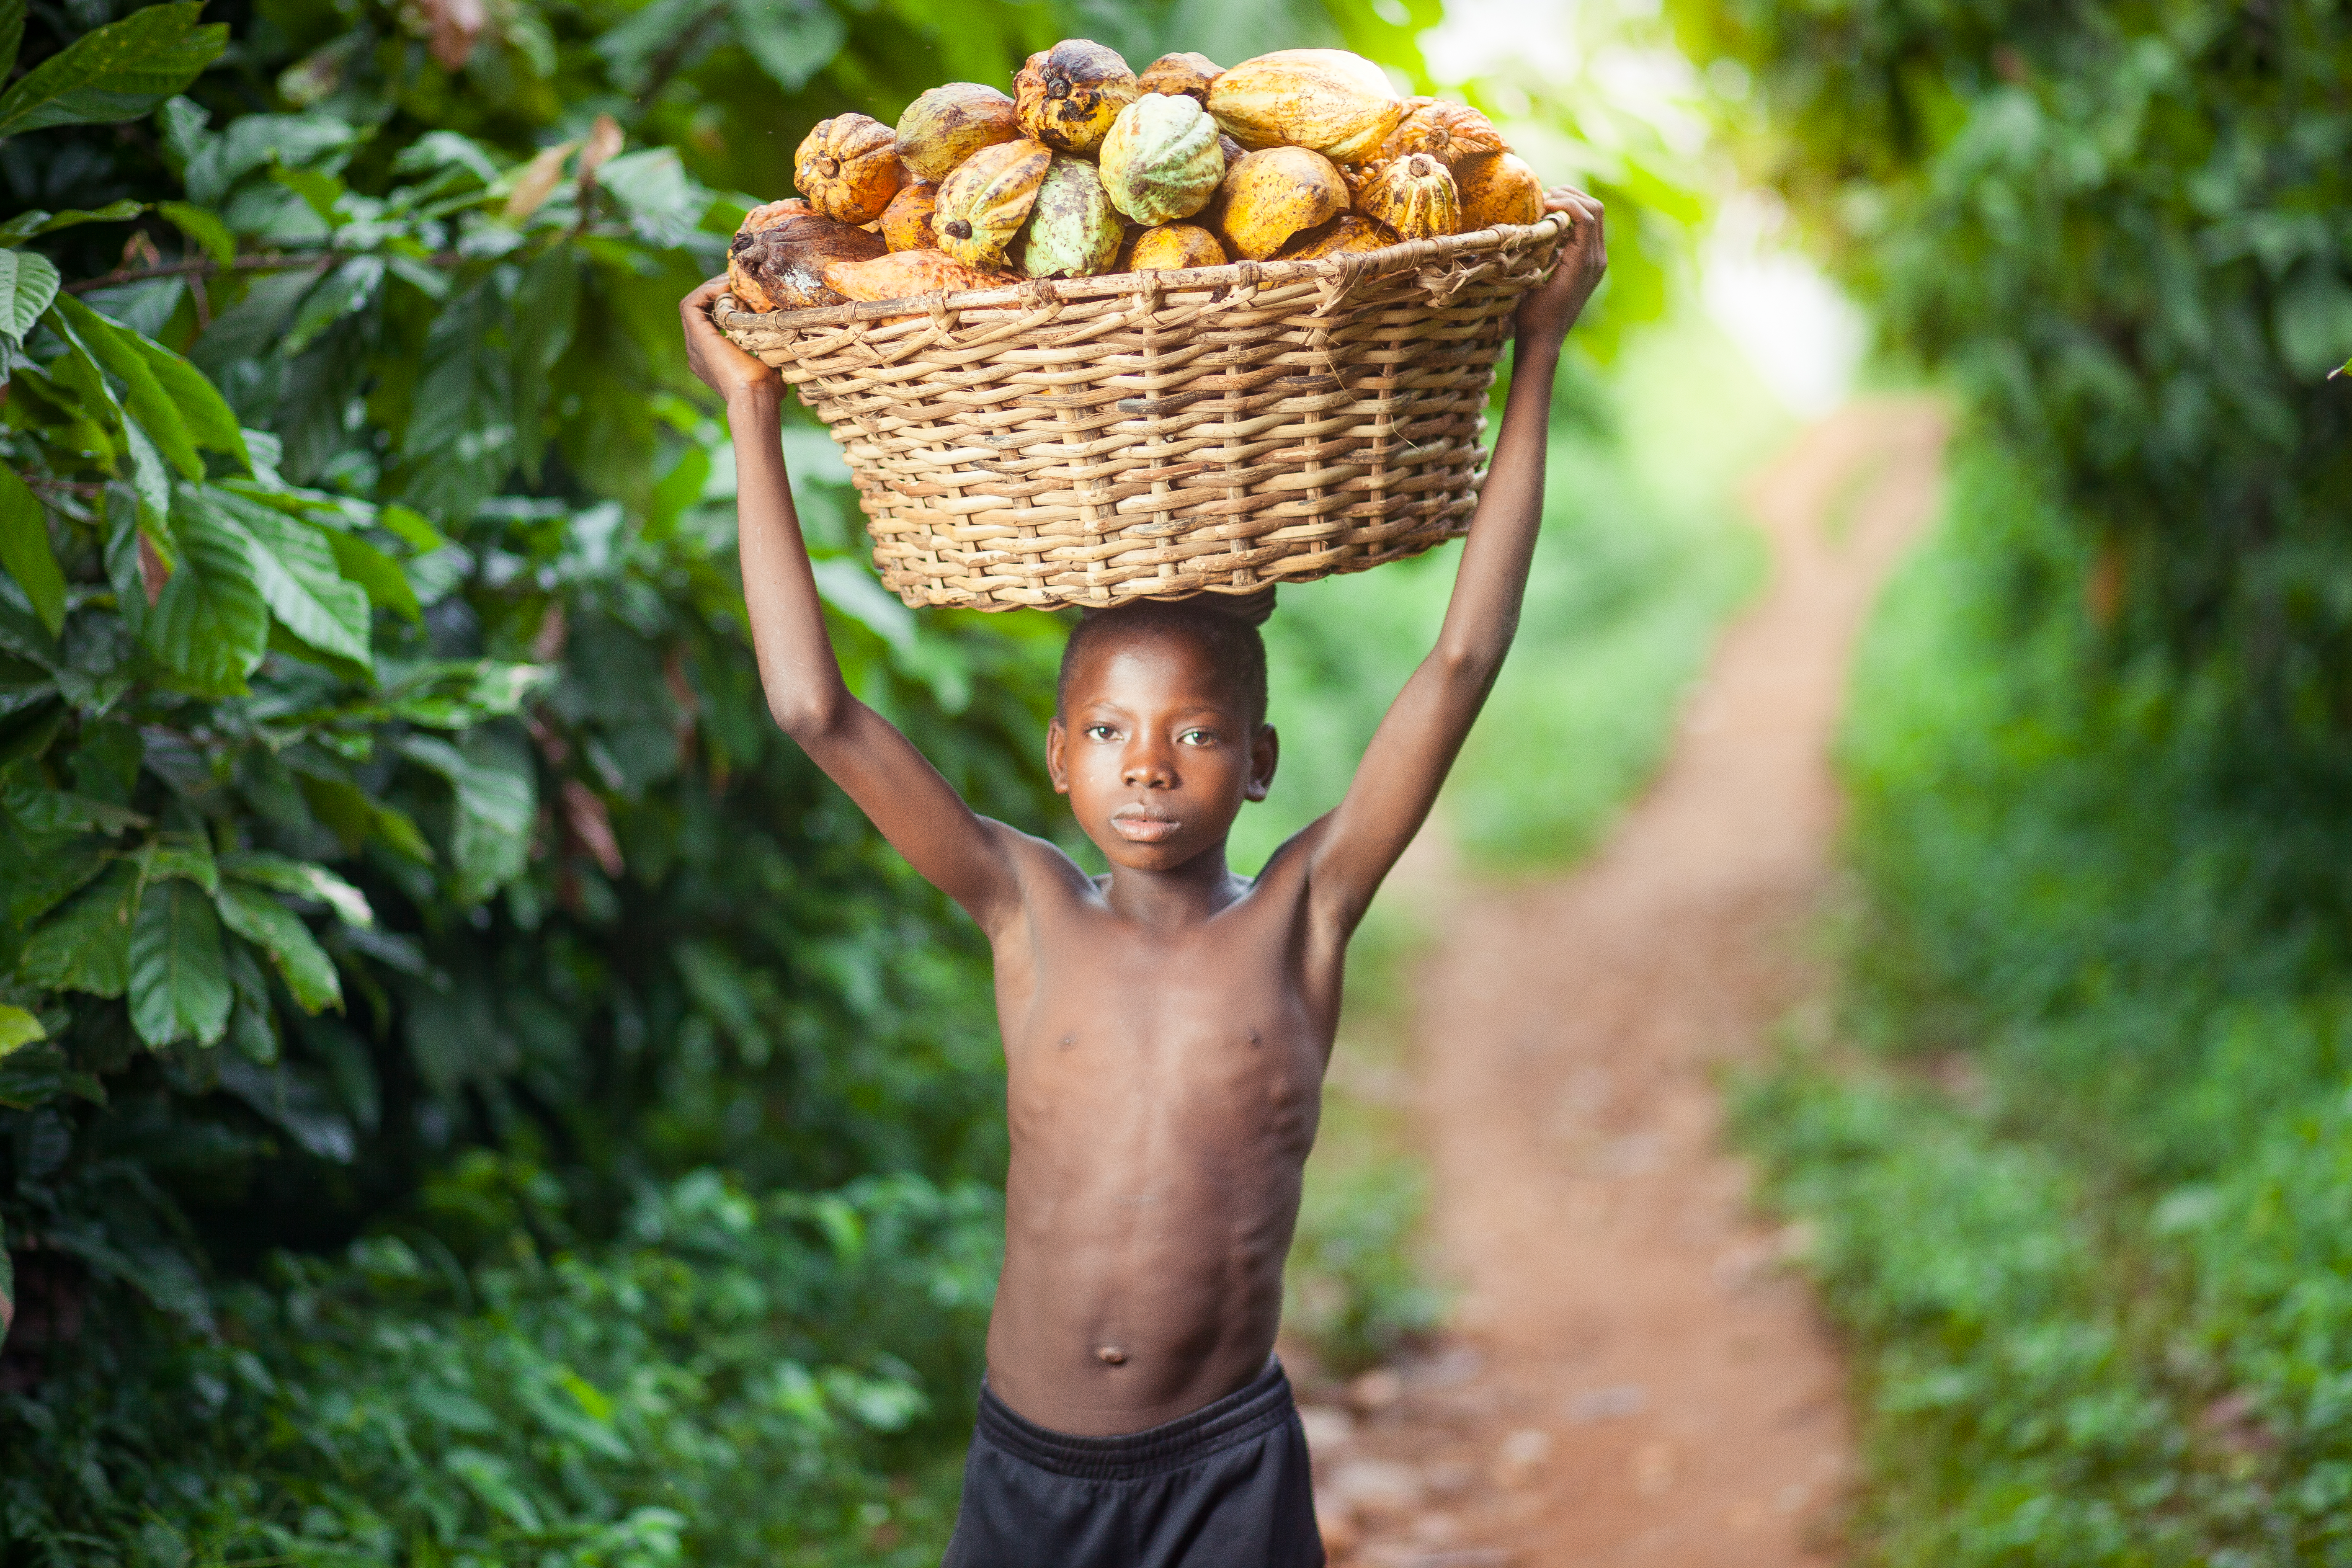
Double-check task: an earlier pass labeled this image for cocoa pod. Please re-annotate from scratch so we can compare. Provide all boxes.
[1374,99,1507,168]
[1358,152,1460,240]
[880,180,940,252]
[934,138,1052,266]
[1454,150,1544,230]
[728,213,888,312]
[1014,38,1138,156]
[793,113,903,224]
[1098,93,1223,226]
[1019,155,1124,279]
[1128,222,1227,270]
[822,249,1017,302]
[1136,51,1222,104]
[1281,214,1394,260]
[1206,49,1404,164]
[894,83,1021,182]
[1212,146,1349,261]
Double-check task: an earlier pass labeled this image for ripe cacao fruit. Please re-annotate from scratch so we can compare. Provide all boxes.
[1281,214,1393,260]
[1206,49,1404,165]
[1454,151,1544,230]
[740,197,815,235]
[880,180,939,252]
[1098,93,1223,226]
[1374,99,1507,168]
[1358,152,1460,241]
[1136,51,1222,104]
[894,82,1021,182]
[794,113,903,224]
[728,211,888,312]
[1213,146,1349,261]
[1128,222,1226,270]
[1014,39,1138,156]
[934,138,1052,266]
[1019,155,1124,279]
[822,249,1016,302]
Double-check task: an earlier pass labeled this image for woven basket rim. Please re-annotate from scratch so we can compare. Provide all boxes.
[711,211,1573,333]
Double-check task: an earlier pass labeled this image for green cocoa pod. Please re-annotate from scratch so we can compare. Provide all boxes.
[1019,155,1124,279]
[1098,93,1224,227]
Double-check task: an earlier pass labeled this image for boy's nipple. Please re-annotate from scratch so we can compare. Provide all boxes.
[1095,1345,1127,1365]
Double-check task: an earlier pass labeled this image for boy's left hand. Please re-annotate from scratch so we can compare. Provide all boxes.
[1514,188,1607,349]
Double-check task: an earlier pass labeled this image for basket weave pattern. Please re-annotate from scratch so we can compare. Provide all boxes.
[715,214,1570,610]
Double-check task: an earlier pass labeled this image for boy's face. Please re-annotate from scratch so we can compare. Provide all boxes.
[1047,630,1277,874]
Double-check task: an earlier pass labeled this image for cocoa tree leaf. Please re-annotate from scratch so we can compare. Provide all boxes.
[51,294,201,480]
[0,461,65,635]
[19,860,141,998]
[0,2,226,140]
[214,883,341,1013]
[184,486,370,666]
[145,490,266,694]
[402,734,534,904]
[222,851,374,928]
[0,247,58,341]
[0,1003,44,1057]
[129,876,232,1047]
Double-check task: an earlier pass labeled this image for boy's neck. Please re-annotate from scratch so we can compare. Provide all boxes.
[1099,841,1250,927]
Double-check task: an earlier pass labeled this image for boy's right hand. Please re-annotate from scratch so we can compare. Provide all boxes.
[680,277,781,405]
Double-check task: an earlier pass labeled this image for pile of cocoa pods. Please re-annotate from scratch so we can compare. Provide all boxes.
[726,42,1547,312]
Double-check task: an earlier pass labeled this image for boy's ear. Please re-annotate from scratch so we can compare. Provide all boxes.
[1246,723,1278,803]
[1046,715,1071,794]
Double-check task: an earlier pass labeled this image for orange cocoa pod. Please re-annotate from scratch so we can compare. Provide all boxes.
[933,138,1052,266]
[821,249,1016,302]
[894,82,1021,182]
[1373,99,1507,168]
[794,113,903,224]
[1128,222,1227,270]
[728,212,887,312]
[1453,150,1544,230]
[1281,214,1394,260]
[1358,152,1460,240]
[880,180,940,252]
[1212,146,1349,261]
[738,197,815,235]
[1136,51,1222,104]
[1014,39,1139,155]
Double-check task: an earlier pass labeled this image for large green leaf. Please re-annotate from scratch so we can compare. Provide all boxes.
[224,852,374,928]
[129,877,231,1047]
[0,199,144,247]
[0,246,57,340]
[51,294,202,480]
[128,333,250,472]
[0,1003,44,1057]
[184,486,370,665]
[18,861,140,997]
[402,735,536,904]
[0,462,64,635]
[325,528,422,624]
[146,492,267,694]
[214,884,340,1013]
[0,0,22,85]
[0,2,227,139]
[726,0,846,93]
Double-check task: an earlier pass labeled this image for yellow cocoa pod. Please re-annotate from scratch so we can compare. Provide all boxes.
[728,211,887,312]
[1098,93,1223,226]
[894,82,1021,183]
[1358,152,1460,240]
[1374,99,1507,168]
[793,113,903,224]
[1213,146,1349,261]
[1281,214,1393,260]
[1136,51,1222,104]
[1454,150,1545,230]
[1019,155,1124,279]
[1206,49,1404,164]
[823,249,1016,302]
[880,180,939,252]
[933,138,1052,266]
[1128,222,1226,270]
[1014,39,1138,156]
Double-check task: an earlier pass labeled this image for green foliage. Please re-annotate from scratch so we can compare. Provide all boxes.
[1736,439,2352,1565]
[1671,0,2352,742]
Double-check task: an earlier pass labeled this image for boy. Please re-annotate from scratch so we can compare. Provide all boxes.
[679,187,1606,1567]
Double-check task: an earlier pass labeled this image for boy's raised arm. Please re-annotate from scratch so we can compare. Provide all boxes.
[679,279,1020,926]
[1304,191,1609,929]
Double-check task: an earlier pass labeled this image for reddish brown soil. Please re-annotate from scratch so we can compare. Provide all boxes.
[1296,399,1951,1568]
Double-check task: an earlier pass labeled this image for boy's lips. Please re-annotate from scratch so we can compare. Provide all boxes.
[1109,807,1181,843]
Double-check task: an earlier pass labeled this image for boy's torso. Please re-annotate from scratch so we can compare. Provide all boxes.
[980,827,1345,1436]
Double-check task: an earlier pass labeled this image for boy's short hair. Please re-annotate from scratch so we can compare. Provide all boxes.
[1057,595,1272,729]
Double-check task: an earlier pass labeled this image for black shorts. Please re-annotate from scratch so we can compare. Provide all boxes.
[941,1358,1325,1568]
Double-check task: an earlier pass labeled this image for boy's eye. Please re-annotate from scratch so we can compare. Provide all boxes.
[1084,724,1118,741]
[1179,728,1217,746]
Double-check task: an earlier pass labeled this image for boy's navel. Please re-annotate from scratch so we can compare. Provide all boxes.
[1096,1345,1126,1365]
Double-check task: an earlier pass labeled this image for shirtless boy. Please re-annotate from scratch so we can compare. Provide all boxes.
[679,188,1606,1566]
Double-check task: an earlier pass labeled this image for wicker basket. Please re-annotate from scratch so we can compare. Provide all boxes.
[714,212,1571,611]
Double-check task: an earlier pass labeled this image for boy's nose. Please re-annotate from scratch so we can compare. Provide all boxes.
[1122,743,1175,787]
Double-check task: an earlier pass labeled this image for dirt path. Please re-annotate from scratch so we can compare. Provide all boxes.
[1300,398,1950,1568]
